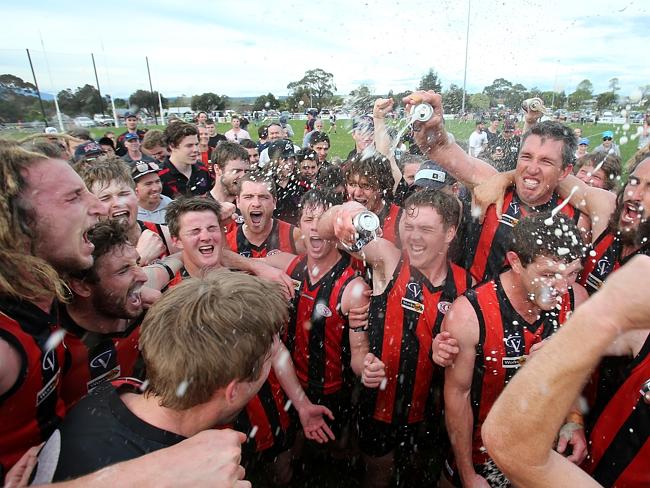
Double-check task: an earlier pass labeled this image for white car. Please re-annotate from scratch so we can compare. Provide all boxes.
[74,117,95,128]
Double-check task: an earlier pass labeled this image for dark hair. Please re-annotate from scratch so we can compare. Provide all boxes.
[239,138,257,150]
[309,131,330,147]
[299,148,317,163]
[316,165,345,190]
[69,220,132,284]
[398,153,426,172]
[403,188,461,230]
[165,196,222,237]
[206,118,215,125]
[573,153,621,191]
[238,170,277,198]
[210,140,248,170]
[163,122,198,148]
[98,137,115,149]
[521,121,577,169]
[511,212,585,265]
[258,125,268,139]
[345,154,395,200]
[299,188,345,217]
[67,128,92,141]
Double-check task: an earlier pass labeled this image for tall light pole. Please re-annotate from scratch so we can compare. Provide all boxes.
[460,0,471,115]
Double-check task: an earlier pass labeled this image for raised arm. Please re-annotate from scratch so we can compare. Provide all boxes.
[443,297,489,487]
[481,255,650,488]
[402,91,498,188]
[373,98,402,193]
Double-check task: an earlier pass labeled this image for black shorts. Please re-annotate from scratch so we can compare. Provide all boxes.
[357,414,421,458]
[306,387,354,440]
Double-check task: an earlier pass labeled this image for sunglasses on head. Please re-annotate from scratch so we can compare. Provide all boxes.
[135,161,160,173]
[603,137,612,141]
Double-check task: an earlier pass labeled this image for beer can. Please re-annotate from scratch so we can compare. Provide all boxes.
[348,211,380,252]
[412,103,434,122]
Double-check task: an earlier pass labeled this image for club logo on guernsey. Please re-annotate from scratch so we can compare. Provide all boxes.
[438,301,452,314]
[315,302,332,318]
[90,350,113,370]
[407,282,422,299]
[597,256,611,275]
[504,333,522,353]
[42,350,56,371]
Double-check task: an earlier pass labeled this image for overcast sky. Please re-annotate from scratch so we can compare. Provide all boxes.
[1,0,648,100]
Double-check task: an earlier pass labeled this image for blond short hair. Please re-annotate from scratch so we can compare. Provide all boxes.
[139,272,287,410]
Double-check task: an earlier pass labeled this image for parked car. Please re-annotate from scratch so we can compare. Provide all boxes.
[74,116,95,128]
[600,111,614,123]
[93,114,114,126]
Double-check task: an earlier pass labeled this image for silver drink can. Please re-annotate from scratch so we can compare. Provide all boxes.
[412,103,434,122]
[349,211,380,252]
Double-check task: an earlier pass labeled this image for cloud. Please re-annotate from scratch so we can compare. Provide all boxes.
[1,0,648,100]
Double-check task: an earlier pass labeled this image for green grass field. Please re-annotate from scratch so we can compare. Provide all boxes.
[3,117,642,166]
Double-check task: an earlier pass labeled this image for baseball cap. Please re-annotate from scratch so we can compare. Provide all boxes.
[124,112,137,119]
[578,137,590,146]
[124,132,140,141]
[44,127,58,134]
[268,139,296,160]
[412,160,455,190]
[602,130,614,139]
[352,115,374,131]
[74,141,104,162]
[131,161,161,181]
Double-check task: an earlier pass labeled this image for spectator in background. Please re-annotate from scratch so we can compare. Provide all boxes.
[98,136,115,155]
[303,118,324,148]
[116,112,146,156]
[279,115,294,138]
[206,119,226,149]
[491,120,520,171]
[122,133,155,167]
[485,116,500,145]
[104,130,116,144]
[298,148,319,186]
[575,137,589,159]
[638,114,650,150]
[257,125,269,153]
[399,153,426,186]
[239,114,250,131]
[159,122,212,198]
[573,127,583,140]
[239,138,260,167]
[224,115,250,142]
[347,115,374,160]
[141,129,170,164]
[594,130,621,157]
[308,131,331,165]
[196,111,208,126]
[259,123,291,167]
[468,120,488,157]
[74,141,105,165]
[268,139,306,225]
[304,108,318,136]
[329,112,337,134]
[573,153,621,191]
[132,161,172,224]
[197,125,212,170]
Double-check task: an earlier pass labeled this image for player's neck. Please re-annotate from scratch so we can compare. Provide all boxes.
[66,303,128,334]
[415,254,448,287]
[169,155,193,177]
[121,392,219,438]
[184,259,222,279]
[128,222,142,247]
[243,219,273,246]
[210,183,233,204]
[128,149,142,159]
[500,270,541,323]
[307,248,341,281]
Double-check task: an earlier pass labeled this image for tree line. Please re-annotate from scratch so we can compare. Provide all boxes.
[2,68,648,123]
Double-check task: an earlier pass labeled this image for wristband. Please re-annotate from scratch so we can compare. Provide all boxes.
[566,411,584,427]
[152,260,175,281]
